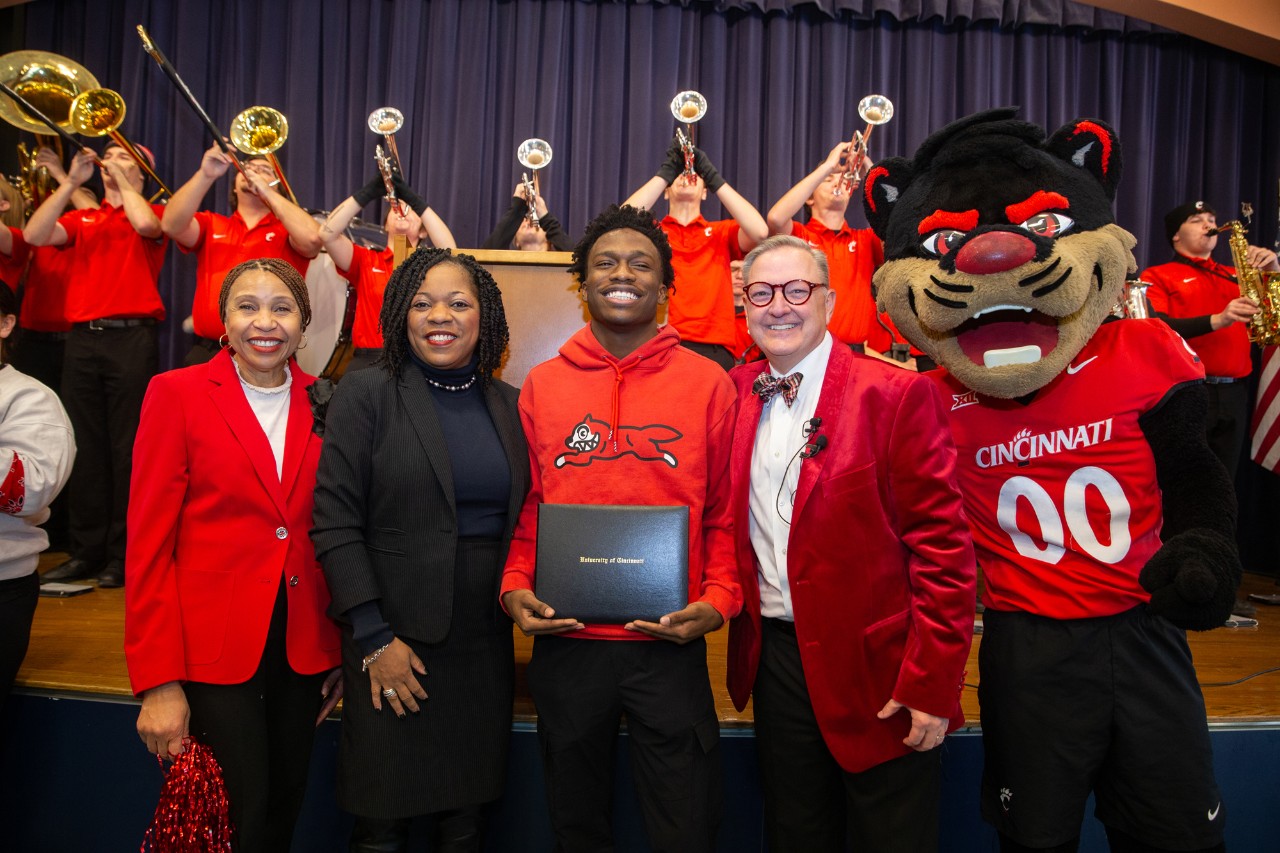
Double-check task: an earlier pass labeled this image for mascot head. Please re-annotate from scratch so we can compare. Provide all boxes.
[863,108,1136,399]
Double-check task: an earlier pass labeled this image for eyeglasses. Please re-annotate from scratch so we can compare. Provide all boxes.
[743,279,826,307]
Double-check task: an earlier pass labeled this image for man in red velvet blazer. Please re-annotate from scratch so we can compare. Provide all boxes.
[726,235,976,852]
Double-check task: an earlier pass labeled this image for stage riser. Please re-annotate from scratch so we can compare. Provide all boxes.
[3,695,1277,852]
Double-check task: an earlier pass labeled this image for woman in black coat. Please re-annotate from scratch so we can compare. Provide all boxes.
[312,248,530,852]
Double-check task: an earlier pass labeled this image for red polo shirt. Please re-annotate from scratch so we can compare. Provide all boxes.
[789,220,884,346]
[1142,253,1250,378]
[1,227,30,290]
[183,210,312,340]
[338,245,394,349]
[660,215,743,349]
[57,203,167,322]
[24,246,75,333]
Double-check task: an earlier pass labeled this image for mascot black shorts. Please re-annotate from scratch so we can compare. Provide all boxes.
[977,605,1224,849]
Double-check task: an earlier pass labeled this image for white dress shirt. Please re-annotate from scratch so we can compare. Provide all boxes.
[748,332,833,621]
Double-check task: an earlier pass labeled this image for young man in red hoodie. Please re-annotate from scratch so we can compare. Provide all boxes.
[501,204,742,852]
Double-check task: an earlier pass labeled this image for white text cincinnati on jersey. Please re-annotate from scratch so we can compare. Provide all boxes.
[976,419,1115,469]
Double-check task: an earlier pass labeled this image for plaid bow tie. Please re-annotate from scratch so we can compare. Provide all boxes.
[753,372,803,407]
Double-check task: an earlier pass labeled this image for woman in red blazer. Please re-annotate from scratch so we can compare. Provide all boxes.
[125,258,341,852]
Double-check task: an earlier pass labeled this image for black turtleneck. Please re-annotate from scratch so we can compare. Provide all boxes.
[409,350,512,538]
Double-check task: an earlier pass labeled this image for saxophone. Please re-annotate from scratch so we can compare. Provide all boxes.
[1218,208,1280,345]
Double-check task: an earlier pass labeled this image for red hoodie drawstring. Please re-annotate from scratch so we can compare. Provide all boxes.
[608,359,625,452]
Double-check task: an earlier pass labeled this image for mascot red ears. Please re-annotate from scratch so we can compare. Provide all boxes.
[864,108,1136,399]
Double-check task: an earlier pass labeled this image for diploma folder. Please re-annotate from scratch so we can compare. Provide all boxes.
[535,504,689,623]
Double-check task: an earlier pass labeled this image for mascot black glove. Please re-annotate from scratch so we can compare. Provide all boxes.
[1140,529,1241,631]
[694,147,726,192]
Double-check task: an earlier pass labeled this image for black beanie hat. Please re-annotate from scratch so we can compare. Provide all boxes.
[1164,200,1215,245]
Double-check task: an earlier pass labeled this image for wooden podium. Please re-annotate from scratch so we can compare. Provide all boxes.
[466,248,585,386]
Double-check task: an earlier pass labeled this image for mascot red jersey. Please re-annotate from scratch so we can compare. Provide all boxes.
[864,109,1237,852]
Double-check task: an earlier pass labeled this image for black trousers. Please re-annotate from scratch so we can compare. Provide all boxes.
[184,336,221,367]
[528,635,722,853]
[678,340,735,372]
[60,325,157,564]
[0,572,39,716]
[1204,380,1248,483]
[753,618,942,853]
[182,581,327,853]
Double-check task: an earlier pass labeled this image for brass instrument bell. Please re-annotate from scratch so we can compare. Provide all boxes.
[68,87,171,197]
[231,106,296,204]
[669,91,707,125]
[367,107,405,176]
[0,50,99,133]
[0,51,100,206]
[517,138,553,226]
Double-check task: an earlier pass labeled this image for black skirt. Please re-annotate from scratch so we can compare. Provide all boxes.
[336,538,515,818]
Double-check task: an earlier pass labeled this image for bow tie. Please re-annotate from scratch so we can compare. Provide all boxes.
[753,372,803,407]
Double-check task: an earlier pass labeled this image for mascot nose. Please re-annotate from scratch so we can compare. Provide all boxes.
[953,231,1037,275]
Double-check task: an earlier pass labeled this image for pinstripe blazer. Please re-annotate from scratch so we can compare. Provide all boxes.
[310,365,530,643]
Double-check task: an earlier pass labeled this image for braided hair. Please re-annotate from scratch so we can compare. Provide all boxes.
[218,257,313,331]
[567,204,676,294]
[377,247,509,385]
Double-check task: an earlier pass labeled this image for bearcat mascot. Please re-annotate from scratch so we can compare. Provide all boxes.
[863,108,1237,852]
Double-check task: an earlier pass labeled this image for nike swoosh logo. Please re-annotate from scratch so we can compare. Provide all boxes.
[1066,356,1099,375]
[1208,802,1221,821]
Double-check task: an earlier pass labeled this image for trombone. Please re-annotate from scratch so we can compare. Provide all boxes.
[230,106,296,204]
[68,87,171,199]
[669,91,706,185]
[833,94,893,198]
[516,138,553,226]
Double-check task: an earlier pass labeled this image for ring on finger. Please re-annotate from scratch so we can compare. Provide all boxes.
[382,687,397,697]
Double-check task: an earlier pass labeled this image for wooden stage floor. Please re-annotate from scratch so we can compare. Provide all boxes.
[18,554,1280,727]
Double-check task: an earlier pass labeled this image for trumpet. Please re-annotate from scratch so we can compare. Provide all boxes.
[230,106,296,204]
[0,50,99,207]
[368,107,404,177]
[68,87,171,199]
[670,91,706,185]
[368,108,406,216]
[517,138,553,226]
[833,94,893,198]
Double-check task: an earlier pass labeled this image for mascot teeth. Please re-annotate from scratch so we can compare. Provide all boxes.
[983,345,1043,368]
[973,305,1032,320]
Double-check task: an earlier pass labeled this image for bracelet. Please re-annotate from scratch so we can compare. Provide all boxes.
[361,642,392,672]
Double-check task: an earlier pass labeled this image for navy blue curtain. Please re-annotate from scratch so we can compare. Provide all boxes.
[5,0,1279,367]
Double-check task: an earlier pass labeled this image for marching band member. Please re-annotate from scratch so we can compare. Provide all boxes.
[162,143,323,365]
[482,183,574,252]
[24,143,167,589]
[318,173,455,374]
[625,142,768,371]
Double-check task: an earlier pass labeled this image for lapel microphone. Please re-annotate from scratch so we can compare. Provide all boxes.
[800,434,828,459]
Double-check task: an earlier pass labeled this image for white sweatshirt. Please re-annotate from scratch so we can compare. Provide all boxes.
[0,364,75,582]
